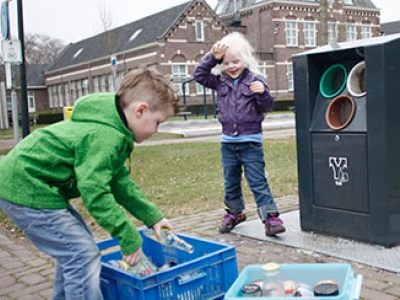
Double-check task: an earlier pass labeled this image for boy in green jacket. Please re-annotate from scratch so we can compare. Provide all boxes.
[0,67,180,299]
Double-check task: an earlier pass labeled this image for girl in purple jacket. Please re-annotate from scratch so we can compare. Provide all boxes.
[194,32,285,236]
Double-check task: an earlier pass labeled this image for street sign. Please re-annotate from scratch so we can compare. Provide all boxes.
[110,54,117,69]
[1,39,22,64]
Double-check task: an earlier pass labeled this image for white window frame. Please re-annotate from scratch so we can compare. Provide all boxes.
[196,83,212,95]
[361,25,372,39]
[100,75,107,92]
[285,21,298,47]
[64,83,71,106]
[304,22,316,47]
[171,64,189,95]
[195,21,204,41]
[70,82,76,104]
[93,76,100,93]
[346,24,357,41]
[257,66,267,79]
[129,29,142,42]
[287,64,294,91]
[328,22,337,44]
[28,90,35,112]
[82,79,89,95]
[57,84,64,107]
[76,80,83,99]
[52,85,59,108]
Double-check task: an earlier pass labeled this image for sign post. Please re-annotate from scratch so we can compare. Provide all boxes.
[110,54,118,91]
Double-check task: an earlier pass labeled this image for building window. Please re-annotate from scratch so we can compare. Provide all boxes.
[72,48,84,59]
[108,74,115,92]
[58,85,64,107]
[346,24,357,41]
[64,83,71,106]
[100,75,107,92]
[70,82,76,104]
[171,64,188,95]
[196,83,212,95]
[258,66,267,78]
[28,90,35,112]
[285,21,298,47]
[52,85,59,108]
[304,22,316,47]
[76,80,82,99]
[287,64,294,91]
[328,22,337,44]
[82,79,89,95]
[361,25,372,39]
[129,29,142,42]
[195,21,204,41]
[93,76,100,93]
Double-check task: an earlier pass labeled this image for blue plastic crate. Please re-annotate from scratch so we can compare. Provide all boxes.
[97,230,238,300]
[224,263,362,300]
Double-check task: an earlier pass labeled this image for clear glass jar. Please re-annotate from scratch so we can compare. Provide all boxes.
[261,263,285,297]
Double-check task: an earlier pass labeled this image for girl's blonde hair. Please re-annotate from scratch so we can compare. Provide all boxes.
[213,32,261,76]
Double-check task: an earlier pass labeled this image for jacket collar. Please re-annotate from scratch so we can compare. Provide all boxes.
[221,68,253,86]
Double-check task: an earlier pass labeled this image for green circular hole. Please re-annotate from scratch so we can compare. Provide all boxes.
[319,64,348,98]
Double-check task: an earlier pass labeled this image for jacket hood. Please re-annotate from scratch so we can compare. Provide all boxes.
[71,92,132,137]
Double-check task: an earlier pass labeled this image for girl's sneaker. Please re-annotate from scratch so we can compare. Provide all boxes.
[219,210,246,233]
[265,213,286,236]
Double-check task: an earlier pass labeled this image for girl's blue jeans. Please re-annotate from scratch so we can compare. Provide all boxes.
[0,198,103,300]
[221,142,278,221]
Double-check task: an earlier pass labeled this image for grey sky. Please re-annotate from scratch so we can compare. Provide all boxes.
[5,0,399,44]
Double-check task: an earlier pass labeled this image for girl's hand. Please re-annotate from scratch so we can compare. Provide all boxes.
[211,42,228,60]
[250,81,265,94]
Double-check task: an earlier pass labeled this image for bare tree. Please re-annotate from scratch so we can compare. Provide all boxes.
[96,1,113,32]
[24,33,66,65]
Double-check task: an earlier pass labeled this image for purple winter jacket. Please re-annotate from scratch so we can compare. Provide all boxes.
[194,53,274,136]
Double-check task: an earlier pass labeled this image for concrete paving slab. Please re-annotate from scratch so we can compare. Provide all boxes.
[232,210,400,273]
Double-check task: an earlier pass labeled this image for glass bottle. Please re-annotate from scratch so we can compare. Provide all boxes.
[107,253,157,277]
[261,263,285,297]
[143,228,195,254]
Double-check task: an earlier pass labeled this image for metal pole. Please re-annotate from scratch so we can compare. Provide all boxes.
[17,0,29,137]
[212,90,217,118]
[203,86,207,119]
[11,89,19,144]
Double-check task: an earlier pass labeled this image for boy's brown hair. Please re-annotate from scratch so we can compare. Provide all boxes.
[117,67,180,114]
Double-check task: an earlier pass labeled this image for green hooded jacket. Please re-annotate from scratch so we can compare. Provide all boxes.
[0,93,164,254]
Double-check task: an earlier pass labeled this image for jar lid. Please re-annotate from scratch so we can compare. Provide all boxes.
[262,262,280,272]
[314,279,339,296]
[242,283,261,295]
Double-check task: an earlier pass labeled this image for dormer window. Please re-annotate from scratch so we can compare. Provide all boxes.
[195,21,204,41]
[72,48,84,59]
[129,29,143,42]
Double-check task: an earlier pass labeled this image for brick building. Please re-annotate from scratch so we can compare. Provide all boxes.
[44,0,227,112]
[44,0,380,113]
[216,0,380,102]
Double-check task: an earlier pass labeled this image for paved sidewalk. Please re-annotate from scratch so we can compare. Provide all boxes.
[1,196,400,299]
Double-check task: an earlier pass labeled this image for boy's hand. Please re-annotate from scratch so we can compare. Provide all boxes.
[250,81,265,94]
[152,218,173,241]
[123,247,142,266]
[211,42,228,60]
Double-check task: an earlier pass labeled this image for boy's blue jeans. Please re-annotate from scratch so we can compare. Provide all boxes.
[221,142,278,221]
[0,198,103,300]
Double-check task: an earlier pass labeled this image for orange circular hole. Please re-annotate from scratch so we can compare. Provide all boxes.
[326,95,356,130]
